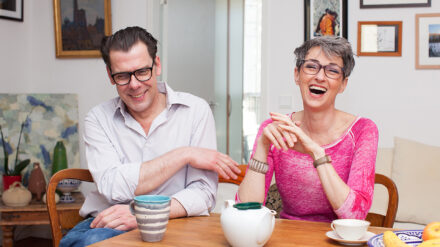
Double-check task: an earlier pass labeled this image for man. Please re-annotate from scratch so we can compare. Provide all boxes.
[60,26,240,247]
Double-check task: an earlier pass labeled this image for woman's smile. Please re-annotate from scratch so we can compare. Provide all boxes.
[309,85,327,96]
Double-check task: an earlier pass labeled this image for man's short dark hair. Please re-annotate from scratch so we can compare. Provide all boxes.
[100,26,158,69]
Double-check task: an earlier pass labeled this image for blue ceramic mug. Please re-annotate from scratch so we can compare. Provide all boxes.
[130,195,171,242]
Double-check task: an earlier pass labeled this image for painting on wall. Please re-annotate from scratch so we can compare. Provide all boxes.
[0,0,23,21]
[360,0,431,8]
[357,21,402,56]
[304,0,348,41]
[0,94,80,186]
[416,13,440,69]
[53,0,112,58]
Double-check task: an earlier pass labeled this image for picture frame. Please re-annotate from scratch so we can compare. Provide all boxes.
[357,21,402,56]
[304,0,347,41]
[53,0,112,58]
[415,13,440,69]
[0,0,23,22]
[360,0,431,8]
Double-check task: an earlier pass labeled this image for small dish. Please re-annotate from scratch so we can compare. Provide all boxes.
[326,230,376,246]
[367,230,423,247]
[57,179,81,203]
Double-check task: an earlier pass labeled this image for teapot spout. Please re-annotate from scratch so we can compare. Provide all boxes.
[224,200,235,209]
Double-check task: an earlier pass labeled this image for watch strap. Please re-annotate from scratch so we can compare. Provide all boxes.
[313,155,332,168]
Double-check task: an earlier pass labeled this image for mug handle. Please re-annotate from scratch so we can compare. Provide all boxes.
[330,222,336,232]
[129,201,136,215]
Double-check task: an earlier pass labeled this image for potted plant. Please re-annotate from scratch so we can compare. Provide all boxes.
[1,124,31,191]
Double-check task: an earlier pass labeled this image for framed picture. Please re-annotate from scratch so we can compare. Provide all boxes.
[304,0,347,41]
[53,0,112,58]
[360,0,431,8]
[357,21,402,56]
[415,13,440,69]
[0,0,23,21]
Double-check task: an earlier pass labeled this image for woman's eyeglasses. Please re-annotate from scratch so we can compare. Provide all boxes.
[301,60,344,79]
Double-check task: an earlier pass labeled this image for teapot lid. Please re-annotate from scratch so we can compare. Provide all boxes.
[233,202,262,210]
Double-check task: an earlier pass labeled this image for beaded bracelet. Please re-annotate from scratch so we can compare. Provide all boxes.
[249,158,269,174]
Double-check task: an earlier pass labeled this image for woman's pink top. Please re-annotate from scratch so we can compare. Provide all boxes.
[246,115,378,223]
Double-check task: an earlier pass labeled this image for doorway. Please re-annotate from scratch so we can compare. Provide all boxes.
[158,0,261,164]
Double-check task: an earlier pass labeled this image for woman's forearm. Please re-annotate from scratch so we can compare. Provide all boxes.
[316,163,350,210]
[237,139,270,203]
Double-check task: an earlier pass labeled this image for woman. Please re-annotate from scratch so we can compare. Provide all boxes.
[237,36,378,222]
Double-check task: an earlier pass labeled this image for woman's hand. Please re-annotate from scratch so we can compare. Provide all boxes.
[270,112,324,159]
[259,114,298,151]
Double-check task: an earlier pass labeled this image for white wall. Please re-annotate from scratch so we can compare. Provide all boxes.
[0,0,154,170]
[262,0,440,147]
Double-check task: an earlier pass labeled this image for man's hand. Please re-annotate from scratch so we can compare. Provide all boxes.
[90,204,137,231]
[187,147,241,180]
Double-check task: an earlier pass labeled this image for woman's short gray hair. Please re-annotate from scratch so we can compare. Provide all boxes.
[294,36,355,78]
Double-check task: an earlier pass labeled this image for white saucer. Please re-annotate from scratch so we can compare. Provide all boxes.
[326,231,376,246]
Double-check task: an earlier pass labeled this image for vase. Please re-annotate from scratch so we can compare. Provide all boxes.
[3,175,22,191]
[52,140,67,176]
[28,162,47,201]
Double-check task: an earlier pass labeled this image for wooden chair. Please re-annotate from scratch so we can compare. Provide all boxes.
[366,173,399,228]
[218,164,247,185]
[218,164,283,216]
[47,168,94,247]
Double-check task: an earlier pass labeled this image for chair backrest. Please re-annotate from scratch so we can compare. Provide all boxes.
[366,173,399,228]
[218,164,248,185]
[46,168,94,247]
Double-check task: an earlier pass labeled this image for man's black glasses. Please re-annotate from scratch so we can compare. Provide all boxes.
[111,61,155,86]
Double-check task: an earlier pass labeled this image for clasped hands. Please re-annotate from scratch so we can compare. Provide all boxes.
[261,112,322,158]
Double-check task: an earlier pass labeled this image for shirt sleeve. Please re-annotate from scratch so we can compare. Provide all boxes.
[171,100,218,216]
[84,108,140,204]
[334,119,378,219]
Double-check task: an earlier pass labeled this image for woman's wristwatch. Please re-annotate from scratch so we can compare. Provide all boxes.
[313,155,332,168]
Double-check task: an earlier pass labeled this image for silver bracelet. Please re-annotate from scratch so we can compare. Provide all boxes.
[248,158,269,174]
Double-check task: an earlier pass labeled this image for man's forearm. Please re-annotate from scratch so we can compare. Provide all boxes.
[135,147,190,195]
[169,198,188,218]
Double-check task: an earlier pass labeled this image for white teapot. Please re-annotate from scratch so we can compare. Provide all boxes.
[2,181,32,207]
[220,200,276,247]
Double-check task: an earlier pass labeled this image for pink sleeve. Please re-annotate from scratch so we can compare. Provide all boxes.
[335,119,378,219]
[235,118,275,204]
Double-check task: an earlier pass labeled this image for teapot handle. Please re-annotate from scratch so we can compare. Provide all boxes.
[10,181,24,188]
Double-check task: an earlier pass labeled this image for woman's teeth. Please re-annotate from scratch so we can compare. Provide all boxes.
[309,85,327,95]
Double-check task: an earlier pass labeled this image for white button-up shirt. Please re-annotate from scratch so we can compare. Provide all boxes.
[79,82,218,217]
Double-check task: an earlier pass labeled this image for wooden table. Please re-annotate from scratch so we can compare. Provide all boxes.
[89,214,390,246]
[0,193,83,247]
